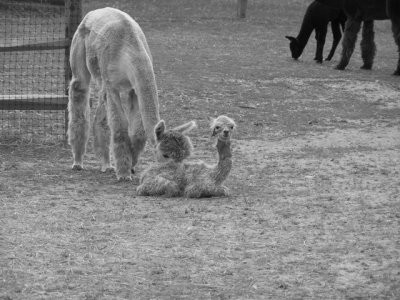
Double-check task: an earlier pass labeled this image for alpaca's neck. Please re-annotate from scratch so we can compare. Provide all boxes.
[212,139,232,185]
[127,58,160,146]
[296,13,314,49]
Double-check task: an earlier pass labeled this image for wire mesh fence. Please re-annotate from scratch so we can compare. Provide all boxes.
[0,0,269,142]
[0,0,79,141]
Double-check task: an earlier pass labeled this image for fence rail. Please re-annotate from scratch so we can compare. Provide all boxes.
[0,0,81,139]
[0,95,68,111]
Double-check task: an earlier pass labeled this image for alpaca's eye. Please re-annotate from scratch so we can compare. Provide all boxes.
[163,154,169,158]
[230,126,234,130]
[215,126,220,130]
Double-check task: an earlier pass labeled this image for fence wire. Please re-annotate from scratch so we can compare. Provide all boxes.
[0,0,68,141]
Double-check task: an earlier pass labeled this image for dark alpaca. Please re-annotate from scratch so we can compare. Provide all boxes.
[316,0,400,75]
[286,1,346,63]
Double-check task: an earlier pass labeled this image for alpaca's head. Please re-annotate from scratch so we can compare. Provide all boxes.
[285,36,302,60]
[154,120,196,163]
[210,115,236,142]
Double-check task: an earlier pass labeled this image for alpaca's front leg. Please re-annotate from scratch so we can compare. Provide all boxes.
[137,182,150,196]
[68,78,90,170]
[107,89,133,181]
[326,21,342,61]
[93,88,113,173]
[184,184,203,198]
[314,25,327,63]
[336,17,362,70]
[360,20,375,70]
[126,89,147,174]
[213,185,230,197]
[163,181,182,197]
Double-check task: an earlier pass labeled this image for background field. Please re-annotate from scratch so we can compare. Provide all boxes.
[1,0,400,299]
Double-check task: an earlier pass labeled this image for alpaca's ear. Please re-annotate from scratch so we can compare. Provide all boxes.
[172,120,197,134]
[208,117,217,136]
[155,120,165,141]
[208,116,216,127]
[285,36,296,42]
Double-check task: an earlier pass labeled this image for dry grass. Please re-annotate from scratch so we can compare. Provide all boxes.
[1,0,400,299]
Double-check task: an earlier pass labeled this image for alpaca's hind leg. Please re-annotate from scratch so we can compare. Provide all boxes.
[391,19,400,75]
[336,17,362,70]
[107,89,133,181]
[387,0,400,75]
[184,183,229,198]
[360,20,376,70]
[126,89,146,174]
[314,25,328,63]
[326,21,342,61]
[137,177,181,197]
[93,88,112,172]
[67,35,91,170]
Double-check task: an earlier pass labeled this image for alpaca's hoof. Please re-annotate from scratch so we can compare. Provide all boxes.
[325,57,332,61]
[223,186,230,196]
[393,69,400,76]
[117,174,133,182]
[314,57,323,64]
[101,166,114,173]
[360,65,372,70]
[131,168,135,174]
[335,64,346,70]
[72,164,83,171]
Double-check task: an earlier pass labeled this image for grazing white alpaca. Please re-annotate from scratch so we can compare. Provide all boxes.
[136,120,196,197]
[183,115,236,198]
[67,7,160,181]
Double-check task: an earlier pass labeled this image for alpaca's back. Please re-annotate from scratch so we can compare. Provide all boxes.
[184,161,210,184]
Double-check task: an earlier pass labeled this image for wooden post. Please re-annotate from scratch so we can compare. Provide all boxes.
[237,0,248,18]
[64,0,82,139]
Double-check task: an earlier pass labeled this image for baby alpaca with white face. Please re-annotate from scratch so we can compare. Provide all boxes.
[183,115,236,198]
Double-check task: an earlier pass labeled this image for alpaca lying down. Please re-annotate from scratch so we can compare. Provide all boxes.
[136,115,236,198]
[136,119,196,197]
[183,115,235,198]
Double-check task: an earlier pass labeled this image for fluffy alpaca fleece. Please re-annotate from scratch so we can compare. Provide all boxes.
[183,115,236,198]
[137,115,236,198]
[68,7,160,181]
[286,0,346,63]
[316,0,400,74]
[136,120,196,197]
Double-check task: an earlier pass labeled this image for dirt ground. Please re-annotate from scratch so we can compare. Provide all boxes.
[1,0,399,299]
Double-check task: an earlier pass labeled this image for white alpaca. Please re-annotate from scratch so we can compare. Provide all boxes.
[67,7,160,181]
[183,115,236,198]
